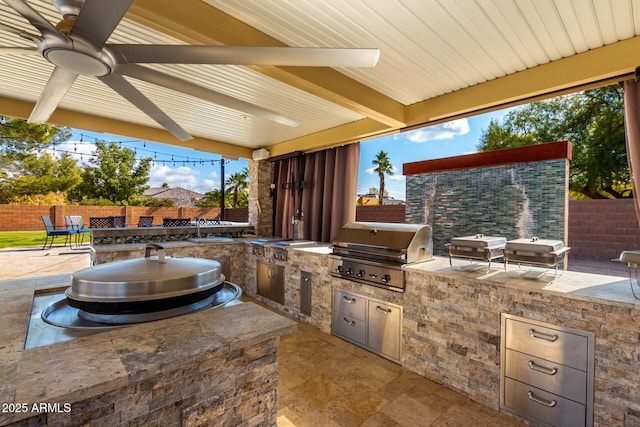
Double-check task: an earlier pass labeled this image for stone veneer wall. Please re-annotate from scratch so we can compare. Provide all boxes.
[244,246,333,333]
[248,159,274,237]
[10,338,281,426]
[406,159,568,256]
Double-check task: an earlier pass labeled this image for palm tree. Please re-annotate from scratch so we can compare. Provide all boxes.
[226,171,248,208]
[372,150,393,205]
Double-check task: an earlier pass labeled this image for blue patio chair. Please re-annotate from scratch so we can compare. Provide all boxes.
[41,215,74,250]
[66,215,90,247]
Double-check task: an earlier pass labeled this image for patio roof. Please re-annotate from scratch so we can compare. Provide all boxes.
[0,0,637,159]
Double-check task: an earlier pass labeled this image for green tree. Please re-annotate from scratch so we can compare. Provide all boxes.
[225,171,248,208]
[0,117,71,171]
[4,153,81,199]
[70,141,152,203]
[367,187,389,198]
[478,85,628,199]
[372,150,393,205]
[0,117,76,203]
[196,188,234,208]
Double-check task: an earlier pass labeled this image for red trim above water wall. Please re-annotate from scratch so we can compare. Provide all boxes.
[402,140,572,175]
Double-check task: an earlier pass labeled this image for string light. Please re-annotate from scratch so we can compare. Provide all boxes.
[39,133,228,167]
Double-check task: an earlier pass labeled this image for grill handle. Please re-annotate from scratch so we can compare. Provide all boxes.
[145,243,166,264]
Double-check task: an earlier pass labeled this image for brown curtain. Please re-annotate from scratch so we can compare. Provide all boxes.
[623,80,640,224]
[273,143,360,242]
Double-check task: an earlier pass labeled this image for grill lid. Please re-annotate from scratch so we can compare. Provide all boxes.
[332,222,433,264]
[67,244,224,303]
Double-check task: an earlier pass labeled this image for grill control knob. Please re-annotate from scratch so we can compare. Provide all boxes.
[346,268,354,275]
[381,274,391,283]
[357,269,366,277]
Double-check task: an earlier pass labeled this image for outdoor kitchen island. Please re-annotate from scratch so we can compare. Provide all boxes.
[0,273,296,426]
[92,239,640,426]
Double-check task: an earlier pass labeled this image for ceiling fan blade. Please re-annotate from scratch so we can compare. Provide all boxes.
[3,0,67,42]
[0,46,39,55]
[71,0,133,48]
[118,64,301,127]
[110,45,381,68]
[99,74,192,141]
[28,67,78,123]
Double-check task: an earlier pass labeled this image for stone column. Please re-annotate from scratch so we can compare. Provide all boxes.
[248,159,274,236]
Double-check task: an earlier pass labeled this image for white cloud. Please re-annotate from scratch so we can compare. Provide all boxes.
[389,174,406,181]
[45,141,96,166]
[148,164,220,194]
[366,165,399,175]
[397,119,470,143]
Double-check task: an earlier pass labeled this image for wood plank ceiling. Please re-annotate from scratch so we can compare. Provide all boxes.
[0,0,638,159]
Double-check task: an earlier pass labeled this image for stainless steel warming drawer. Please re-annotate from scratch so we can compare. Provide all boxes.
[500,314,595,427]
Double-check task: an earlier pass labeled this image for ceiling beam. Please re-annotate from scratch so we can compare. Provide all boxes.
[267,118,392,156]
[0,96,253,159]
[406,36,640,127]
[127,0,405,128]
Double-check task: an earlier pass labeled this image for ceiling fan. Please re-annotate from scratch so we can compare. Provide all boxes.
[0,0,380,141]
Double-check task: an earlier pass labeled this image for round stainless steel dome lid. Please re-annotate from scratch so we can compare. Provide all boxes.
[67,244,224,303]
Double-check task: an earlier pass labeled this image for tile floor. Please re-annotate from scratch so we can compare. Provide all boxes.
[276,321,526,427]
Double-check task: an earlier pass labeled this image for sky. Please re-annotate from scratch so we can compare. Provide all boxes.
[52,130,249,195]
[48,107,510,198]
[357,108,511,200]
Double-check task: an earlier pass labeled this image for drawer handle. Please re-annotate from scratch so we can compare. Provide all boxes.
[528,328,559,342]
[342,317,355,326]
[376,305,392,314]
[527,391,557,408]
[528,360,558,376]
[342,296,356,304]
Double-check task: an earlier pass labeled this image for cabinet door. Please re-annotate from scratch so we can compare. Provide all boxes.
[257,261,271,299]
[368,301,401,362]
[270,264,285,304]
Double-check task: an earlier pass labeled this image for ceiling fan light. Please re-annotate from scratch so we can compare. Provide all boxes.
[45,49,110,76]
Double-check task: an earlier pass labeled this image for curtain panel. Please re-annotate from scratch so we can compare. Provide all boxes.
[273,143,360,242]
[623,80,640,225]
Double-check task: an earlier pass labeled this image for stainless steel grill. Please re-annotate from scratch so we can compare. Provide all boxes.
[329,222,433,292]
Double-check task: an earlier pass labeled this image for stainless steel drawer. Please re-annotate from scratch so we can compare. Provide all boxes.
[334,290,366,320]
[332,311,366,345]
[505,318,588,370]
[367,301,401,361]
[504,378,586,427]
[505,349,587,404]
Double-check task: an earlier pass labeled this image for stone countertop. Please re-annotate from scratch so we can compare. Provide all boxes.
[0,274,296,426]
[405,255,640,307]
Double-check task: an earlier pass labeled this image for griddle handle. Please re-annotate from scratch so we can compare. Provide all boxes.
[145,243,166,264]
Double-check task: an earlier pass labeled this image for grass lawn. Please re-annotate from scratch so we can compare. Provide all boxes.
[0,231,47,248]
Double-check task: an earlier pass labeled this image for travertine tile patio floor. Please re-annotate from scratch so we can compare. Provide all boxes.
[276,320,525,427]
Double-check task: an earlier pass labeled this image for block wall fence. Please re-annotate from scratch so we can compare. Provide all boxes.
[0,205,248,231]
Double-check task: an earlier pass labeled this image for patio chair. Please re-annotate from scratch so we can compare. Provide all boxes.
[65,215,90,247]
[89,217,112,228]
[137,216,154,227]
[163,218,191,227]
[110,215,127,228]
[41,215,74,250]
